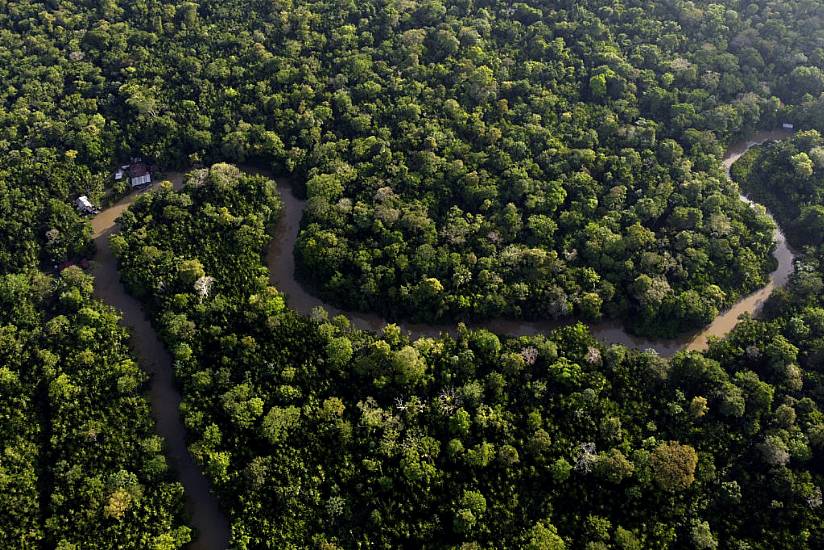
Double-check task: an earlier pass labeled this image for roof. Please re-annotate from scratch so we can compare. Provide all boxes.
[131,163,149,177]
[130,174,152,187]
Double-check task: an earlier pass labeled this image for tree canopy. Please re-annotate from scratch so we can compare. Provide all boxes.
[111,165,824,548]
[3,0,824,547]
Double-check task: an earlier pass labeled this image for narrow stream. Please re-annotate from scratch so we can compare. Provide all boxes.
[83,130,793,550]
[681,129,797,351]
[90,180,230,550]
[267,129,796,355]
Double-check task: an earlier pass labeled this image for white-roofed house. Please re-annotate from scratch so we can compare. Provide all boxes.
[130,174,152,188]
[129,162,153,188]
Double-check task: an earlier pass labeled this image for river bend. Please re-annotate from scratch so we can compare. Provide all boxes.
[86,130,794,550]
[90,179,230,550]
[267,129,796,356]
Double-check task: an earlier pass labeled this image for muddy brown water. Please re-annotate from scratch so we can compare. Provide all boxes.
[681,129,797,351]
[89,177,230,550]
[86,131,793,550]
[267,129,797,356]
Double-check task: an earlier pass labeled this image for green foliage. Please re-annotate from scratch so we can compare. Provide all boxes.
[732,130,824,247]
[0,269,188,547]
[649,441,698,492]
[0,0,819,338]
[524,519,566,549]
[260,405,301,445]
[4,0,824,548]
[0,152,97,272]
[115,173,824,548]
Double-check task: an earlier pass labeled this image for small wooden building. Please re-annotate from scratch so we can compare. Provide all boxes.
[129,162,152,188]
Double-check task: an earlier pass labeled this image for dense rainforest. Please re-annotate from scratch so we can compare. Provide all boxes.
[1,0,824,548]
[6,0,824,335]
[731,129,824,249]
[0,267,190,547]
[113,162,824,548]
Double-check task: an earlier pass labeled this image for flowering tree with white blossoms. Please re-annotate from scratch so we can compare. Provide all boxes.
[194,275,215,303]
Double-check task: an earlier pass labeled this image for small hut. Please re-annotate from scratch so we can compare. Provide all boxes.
[129,162,152,188]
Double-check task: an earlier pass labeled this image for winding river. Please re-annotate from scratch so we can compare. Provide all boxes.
[87,130,793,550]
[267,129,796,356]
[90,179,230,550]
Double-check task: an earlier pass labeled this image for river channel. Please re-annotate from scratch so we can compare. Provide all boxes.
[90,179,230,550]
[86,130,794,550]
